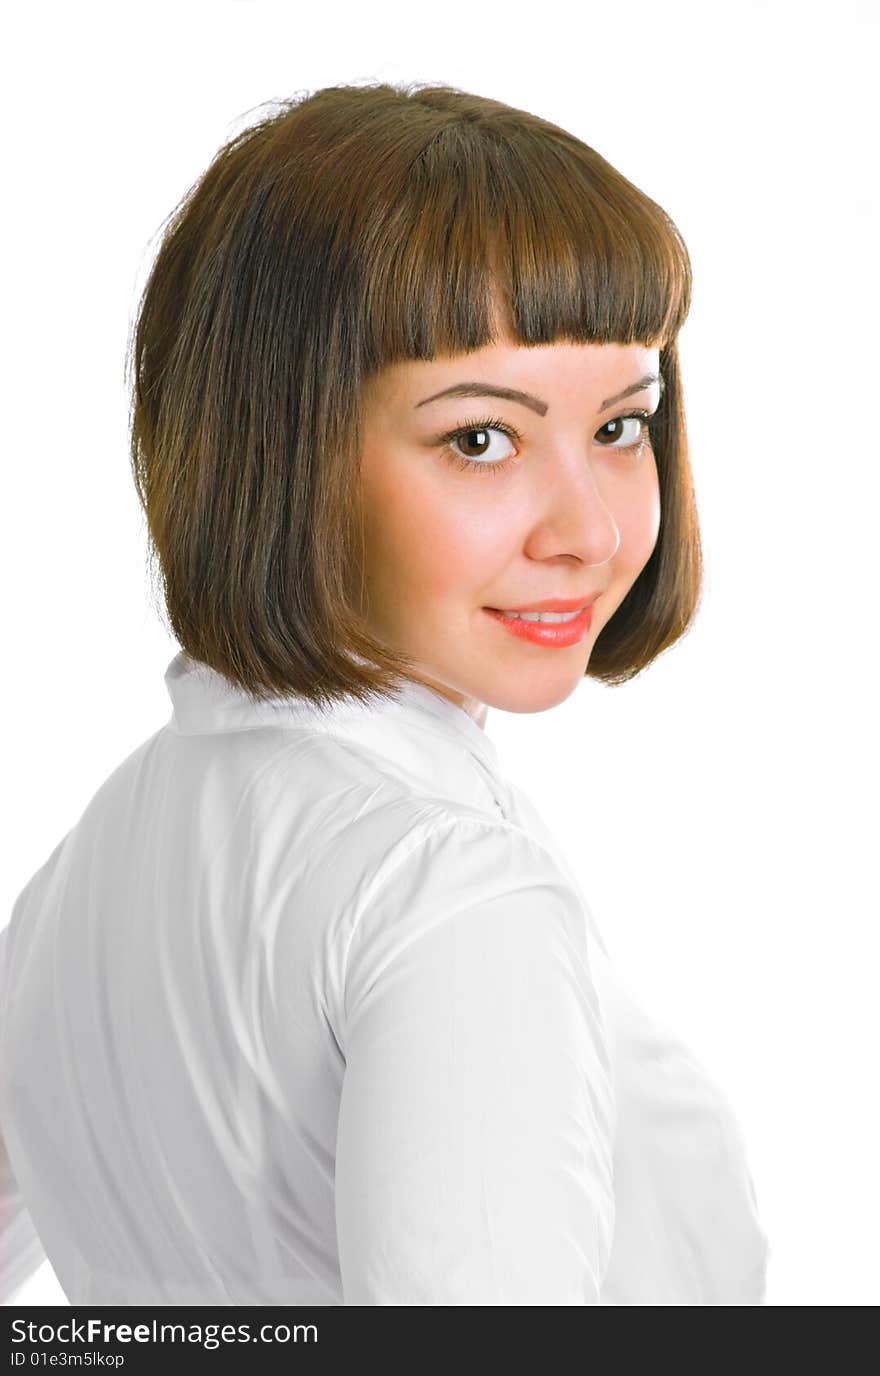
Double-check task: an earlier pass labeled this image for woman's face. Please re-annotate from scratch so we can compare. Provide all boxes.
[357,336,663,723]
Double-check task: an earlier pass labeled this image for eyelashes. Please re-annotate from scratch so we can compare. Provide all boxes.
[437,408,661,476]
[437,414,520,475]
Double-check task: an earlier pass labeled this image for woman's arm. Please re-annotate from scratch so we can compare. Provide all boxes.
[334,813,615,1305]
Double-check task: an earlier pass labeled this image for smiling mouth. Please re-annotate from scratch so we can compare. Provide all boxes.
[481,603,595,646]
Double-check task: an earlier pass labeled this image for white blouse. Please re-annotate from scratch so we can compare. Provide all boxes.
[1,651,770,1306]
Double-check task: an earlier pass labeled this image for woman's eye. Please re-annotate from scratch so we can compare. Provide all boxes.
[439,417,520,475]
[450,425,516,463]
[595,414,650,448]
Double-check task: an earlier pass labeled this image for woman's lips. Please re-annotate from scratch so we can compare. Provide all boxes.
[482,604,594,647]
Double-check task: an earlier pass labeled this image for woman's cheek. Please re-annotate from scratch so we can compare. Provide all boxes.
[417,498,517,596]
[616,462,661,579]
[638,468,662,565]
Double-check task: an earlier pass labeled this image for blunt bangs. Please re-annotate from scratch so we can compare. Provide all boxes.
[355,115,692,371]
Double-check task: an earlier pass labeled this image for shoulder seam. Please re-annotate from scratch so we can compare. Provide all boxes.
[337,807,576,1035]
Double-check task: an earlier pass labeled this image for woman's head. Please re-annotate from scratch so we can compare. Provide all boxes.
[128,81,701,712]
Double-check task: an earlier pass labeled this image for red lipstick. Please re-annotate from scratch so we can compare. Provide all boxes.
[482,596,598,648]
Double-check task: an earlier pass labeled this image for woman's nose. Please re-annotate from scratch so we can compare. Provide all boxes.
[523,449,622,568]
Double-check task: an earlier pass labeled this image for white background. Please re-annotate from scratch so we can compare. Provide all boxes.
[3,0,877,1306]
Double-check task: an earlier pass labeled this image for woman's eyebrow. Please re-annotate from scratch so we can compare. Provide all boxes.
[415,372,664,416]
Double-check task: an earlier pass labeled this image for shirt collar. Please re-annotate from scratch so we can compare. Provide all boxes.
[163,650,508,809]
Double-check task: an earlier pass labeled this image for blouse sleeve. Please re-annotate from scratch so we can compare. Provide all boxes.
[334,812,615,1305]
[0,922,47,1305]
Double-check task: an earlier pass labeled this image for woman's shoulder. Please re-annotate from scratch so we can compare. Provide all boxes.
[326,780,590,987]
[232,726,554,871]
[235,727,583,953]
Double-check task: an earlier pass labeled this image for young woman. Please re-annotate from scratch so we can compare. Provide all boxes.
[0,81,770,1305]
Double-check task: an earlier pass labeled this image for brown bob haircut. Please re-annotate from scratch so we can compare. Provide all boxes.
[128,80,701,709]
